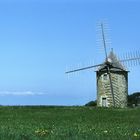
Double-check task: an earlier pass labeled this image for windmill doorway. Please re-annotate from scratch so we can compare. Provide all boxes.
[102,97,107,107]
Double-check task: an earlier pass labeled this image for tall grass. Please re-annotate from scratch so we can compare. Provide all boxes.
[0,106,139,139]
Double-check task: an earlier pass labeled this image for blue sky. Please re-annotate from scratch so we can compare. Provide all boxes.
[0,0,140,105]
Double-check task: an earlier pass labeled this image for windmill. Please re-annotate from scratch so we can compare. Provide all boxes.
[66,23,140,108]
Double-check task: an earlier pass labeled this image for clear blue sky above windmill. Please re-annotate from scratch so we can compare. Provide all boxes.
[0,0,140,105]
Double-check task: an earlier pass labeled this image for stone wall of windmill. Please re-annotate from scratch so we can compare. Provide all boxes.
[97,70,128,108]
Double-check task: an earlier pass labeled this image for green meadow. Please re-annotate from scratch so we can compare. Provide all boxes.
[0,106,140,140]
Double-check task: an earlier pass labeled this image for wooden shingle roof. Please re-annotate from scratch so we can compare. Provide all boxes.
[97,50,127,72]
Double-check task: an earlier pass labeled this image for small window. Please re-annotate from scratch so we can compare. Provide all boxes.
[103,73,108,80]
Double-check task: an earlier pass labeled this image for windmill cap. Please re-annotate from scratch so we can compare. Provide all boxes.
[97,50,127,71]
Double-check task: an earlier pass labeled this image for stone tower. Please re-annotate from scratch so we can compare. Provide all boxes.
[96,50,128,108]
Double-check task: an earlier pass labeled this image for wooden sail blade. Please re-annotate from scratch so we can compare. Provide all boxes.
[107,67,115,107]
[101,23,108,61]
[66,63,104,74]
[115,51,140,67]
[118,57,140,63]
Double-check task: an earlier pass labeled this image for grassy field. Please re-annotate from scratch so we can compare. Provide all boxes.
[0,106,139,140]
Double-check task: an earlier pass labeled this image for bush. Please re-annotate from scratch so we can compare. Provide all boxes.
[85,100,97,106]
[128,92,140,107]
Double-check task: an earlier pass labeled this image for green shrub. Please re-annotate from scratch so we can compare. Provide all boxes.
[85,100,97,106]
[128,92,140,107]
